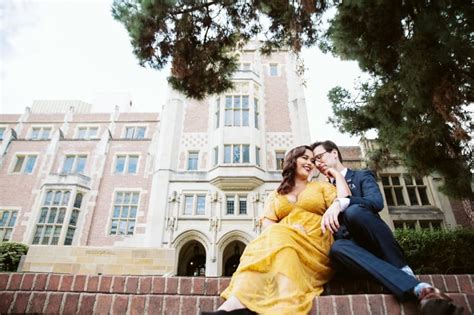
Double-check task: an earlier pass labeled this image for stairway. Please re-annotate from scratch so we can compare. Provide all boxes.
[0,273,472,314]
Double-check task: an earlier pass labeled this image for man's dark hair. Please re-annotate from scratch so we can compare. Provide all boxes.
[311,140,344,163]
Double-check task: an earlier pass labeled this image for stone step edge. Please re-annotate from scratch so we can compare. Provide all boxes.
[1,291,472,315]
[1,273,472,296]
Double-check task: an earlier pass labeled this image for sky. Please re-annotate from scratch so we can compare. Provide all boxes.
[0,0,367,145]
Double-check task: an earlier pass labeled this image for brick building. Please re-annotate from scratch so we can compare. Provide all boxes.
[0,42,471,277]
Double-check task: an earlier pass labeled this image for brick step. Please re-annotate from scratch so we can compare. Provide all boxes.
[0,291,472,314]
[1,273,472,296]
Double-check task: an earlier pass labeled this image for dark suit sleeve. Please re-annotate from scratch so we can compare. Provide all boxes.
[348,170,385,212]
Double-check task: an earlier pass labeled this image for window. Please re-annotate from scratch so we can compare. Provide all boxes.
[403,175,431,206]
[270,64,278,76]
[226,196,235,215]
[256,147,261,166]
[12,155,37,174]
[182,194,207,216]
[110,191,139,235]
[226,195,247,215]
[188,152,199,171]
[62,155,87,174]
[381,174,431,207]
[215,98,220,129]
[238,63,251,71]
[30,127,51,140]
[225,96,250,127]
[213,147,219,166]
[254,98,259,129]
[0,210,18,242]
[32,190,82,245]
[224,144,250,164]
[115,155,139,174]
[381,175,405,206]
[124,126,146,139]
[239,197,247,215]
[76,126,98,139]
[275,151,285,170]
[394,220,442,231]
[0,127,5,140]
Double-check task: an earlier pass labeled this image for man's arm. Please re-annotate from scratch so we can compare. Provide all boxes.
[349,170,385,212]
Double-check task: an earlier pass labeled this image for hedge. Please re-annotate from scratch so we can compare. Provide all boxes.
[0,242,29,272]
[394,228,474,274]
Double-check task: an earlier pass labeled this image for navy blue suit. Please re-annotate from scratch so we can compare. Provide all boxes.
[330,169,419,300]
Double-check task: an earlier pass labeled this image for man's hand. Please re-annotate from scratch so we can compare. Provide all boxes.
[321,201,342,234]
[292,224,307,234]
[315,162,338,181]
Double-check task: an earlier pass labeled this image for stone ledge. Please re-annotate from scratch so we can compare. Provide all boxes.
[1,273,472,296]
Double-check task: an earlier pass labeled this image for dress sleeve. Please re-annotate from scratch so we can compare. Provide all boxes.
[263,191,280,222]
[321,182,337,209]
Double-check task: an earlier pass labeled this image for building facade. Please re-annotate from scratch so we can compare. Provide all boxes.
[0,43,471,277]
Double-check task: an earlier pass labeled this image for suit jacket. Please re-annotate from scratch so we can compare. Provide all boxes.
[345,169,384,213]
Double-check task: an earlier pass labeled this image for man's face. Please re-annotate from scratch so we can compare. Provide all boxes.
[313,145,338,170]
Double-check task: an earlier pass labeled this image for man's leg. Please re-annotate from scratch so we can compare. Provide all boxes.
[330,239,419,300]
[340,205,407,268]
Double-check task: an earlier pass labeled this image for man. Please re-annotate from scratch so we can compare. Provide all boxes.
[311,140,463,315]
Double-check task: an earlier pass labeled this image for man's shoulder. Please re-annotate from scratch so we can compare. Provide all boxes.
[350,169,376,179]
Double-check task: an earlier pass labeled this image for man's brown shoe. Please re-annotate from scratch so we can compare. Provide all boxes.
[419,287,464,315]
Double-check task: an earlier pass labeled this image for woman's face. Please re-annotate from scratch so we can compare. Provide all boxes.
[295,149,315,179]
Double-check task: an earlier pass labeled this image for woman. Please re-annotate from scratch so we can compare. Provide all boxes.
[204,145,351,315]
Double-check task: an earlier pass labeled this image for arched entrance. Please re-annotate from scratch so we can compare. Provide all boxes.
[222,241,246,276]
[177,241,206,276]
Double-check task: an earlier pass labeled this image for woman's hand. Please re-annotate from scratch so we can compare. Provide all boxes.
[292,224,307,234]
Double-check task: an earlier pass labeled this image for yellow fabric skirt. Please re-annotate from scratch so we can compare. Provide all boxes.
[221,219,334,315]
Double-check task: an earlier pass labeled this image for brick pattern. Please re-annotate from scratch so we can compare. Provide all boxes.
[1,273,473,314]
[2,273,473,295]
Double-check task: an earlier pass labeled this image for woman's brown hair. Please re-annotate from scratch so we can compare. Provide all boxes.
[276,145,313,195]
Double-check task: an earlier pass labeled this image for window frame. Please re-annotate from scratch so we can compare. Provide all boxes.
[10,154,38,174]
[187,151,199,171]
[29,126,53,140]
[123,126,147,139]
[223,144,250,164]
[225,194,248,217]
[0,126,6,140]
[114,154,140,174]
[109,190,141,236]
[61,154,87,175]
[31,189,85,246]
[269,63,279,76]
[381,173,432,207]
[275,151,285,170]
[75,125,99,140]
[393,220,443,231]
[0,209,19,242]
[181,193,207,216]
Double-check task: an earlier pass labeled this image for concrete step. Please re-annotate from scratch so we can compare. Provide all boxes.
[0,273,473,314]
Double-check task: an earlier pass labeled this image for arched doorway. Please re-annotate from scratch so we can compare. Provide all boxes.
[222,241,246,276]
[177,241,206,276]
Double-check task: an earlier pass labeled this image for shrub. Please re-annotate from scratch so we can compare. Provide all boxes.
[394,228,474,274]
[0,242,29,272]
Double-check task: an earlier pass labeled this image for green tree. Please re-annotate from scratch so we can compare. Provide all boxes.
[324,0,473,197]
[112,0,327,99]
[113,0,473,197]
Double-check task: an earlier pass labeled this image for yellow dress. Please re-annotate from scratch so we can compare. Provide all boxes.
[221,181,337,315]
